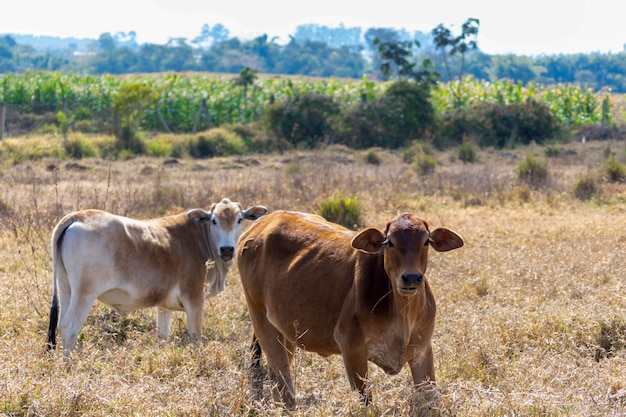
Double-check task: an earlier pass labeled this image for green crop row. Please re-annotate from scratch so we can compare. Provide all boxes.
[433,77,609,126]
[0,71,611,132]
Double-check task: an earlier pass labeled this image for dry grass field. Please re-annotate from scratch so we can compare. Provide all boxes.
[1,139,625,416]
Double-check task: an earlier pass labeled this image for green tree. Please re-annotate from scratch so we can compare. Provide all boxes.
[432,18,480,106]
[233,66,258,118]
[374,38,438,84]
[111,81,157,154]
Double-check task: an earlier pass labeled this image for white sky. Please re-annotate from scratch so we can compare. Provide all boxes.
[2,0,624,56]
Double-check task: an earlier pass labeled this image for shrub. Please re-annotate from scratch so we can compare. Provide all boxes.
[437,101,561,149]
[458,142,478,163]
[604,156,626,183]
[262,93,340,149]
[402,141,433,164]
[573,171,598,201]
[517,154,549,186]
[92,135,117,159]
[188,128,246,158]
[334,80,435,149]
[403,141,436,175]
[316,194,362,229]
[414,153,437,175]
[146,135,174,157]
[364,149,382,165]
[63,133,97,159]
[114,125,147,156]
[544,145,562,157]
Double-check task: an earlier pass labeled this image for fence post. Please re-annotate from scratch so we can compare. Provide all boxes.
[0,103,5,141]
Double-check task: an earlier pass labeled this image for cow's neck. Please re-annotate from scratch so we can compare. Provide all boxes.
[200,222,217,261]
[393,280,432,320]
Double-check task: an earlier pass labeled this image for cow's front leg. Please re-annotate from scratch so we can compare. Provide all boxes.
[335,323,371,404]
[156,307,172,339]
[409,343,435,385]
[184,302,204,342]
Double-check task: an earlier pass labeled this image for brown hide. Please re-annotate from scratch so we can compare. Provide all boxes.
[237,210,463,407]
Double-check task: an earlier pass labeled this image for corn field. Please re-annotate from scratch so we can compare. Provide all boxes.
[0,71,614,134]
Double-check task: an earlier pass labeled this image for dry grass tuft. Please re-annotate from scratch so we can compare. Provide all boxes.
[0,140,625,415]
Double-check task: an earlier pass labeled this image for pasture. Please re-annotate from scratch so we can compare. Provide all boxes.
[0,140,625,416]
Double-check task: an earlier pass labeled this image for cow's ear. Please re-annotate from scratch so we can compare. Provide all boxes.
[188,209,212,223]
[243,205,268,221]
[430,228,464,252]
[351,228,385,253]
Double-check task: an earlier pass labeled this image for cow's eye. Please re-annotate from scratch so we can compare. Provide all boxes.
[211,219,217,225]
[384,239,394,248]
[238,218,243,224]
[424,239,430,247]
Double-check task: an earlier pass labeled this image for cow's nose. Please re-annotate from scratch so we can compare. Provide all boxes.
[402,273,423,286]
[220,246,235,259]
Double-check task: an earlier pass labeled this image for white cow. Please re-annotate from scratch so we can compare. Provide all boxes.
[45,198,267,352]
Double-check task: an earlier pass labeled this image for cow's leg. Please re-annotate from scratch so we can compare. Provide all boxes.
[56,272,72,330]
[409,344,435,384]
[249,312,296,409]
[340,347,370,404]
[156,307,173,339]
[59,291,98,352]
[183,294,204,342]
[335,324,371,404]
[249,333,266,401]
[267,335,296,409]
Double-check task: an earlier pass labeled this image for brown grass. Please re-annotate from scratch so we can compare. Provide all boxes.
[1,139,626,416]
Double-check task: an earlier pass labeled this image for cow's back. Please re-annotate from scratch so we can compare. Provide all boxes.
[58,209,206,310]
[237,211,358,354]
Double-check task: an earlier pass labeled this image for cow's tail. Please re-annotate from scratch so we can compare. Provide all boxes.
[46,214,75,352]
[249,333,266,397]
[251,333,263,369]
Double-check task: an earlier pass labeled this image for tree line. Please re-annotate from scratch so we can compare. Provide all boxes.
[2,22,626,91]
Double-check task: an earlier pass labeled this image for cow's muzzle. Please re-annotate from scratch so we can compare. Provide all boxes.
[220,246,235,261]
[398,273,423,295]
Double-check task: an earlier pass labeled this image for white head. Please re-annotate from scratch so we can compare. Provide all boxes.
[188,198,267,295]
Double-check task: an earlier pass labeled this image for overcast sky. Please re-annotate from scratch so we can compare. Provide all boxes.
[2,0,624,56]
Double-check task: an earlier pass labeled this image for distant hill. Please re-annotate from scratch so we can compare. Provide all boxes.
[2,33,93,52]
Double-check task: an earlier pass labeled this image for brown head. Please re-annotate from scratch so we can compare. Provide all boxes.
[351,213,464,297]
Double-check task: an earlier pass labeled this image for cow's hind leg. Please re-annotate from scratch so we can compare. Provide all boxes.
[59,292,98,353]
[249,314,296,408]
[249,333,266,401]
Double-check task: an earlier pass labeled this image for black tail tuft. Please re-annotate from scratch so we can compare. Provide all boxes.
[251,333,263,370]
[45,296,59,352]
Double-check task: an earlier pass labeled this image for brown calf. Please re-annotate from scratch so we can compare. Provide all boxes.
[236,210,463,407]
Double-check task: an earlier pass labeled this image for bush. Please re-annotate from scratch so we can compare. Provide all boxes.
[573,171,598,201]
[63,134,97,159]
[262,93,340,149]
[517,154,549,186]
[316,194,362,229]
[188,128,246,158]
[402,141,433,164]
[114,125,147,156]
[544,145,562,157]
[146,135,174,157]
[92,135,117,159]
[458,142,478,163]
[604,156,626,183]
[414,153,437,175]
[437,100,561,149]
[334,80,435,149]
[364,149,382,165]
